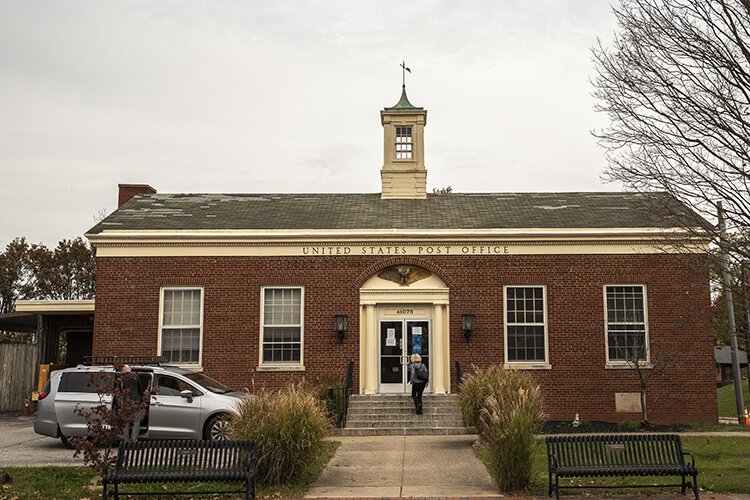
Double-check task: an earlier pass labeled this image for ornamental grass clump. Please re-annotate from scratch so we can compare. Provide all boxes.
[457,364,535,428]
[458,365,546,492]
[229,385,331,485]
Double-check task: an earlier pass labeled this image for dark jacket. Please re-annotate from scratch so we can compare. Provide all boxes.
[119,372,144,404]
[408,362,428,385]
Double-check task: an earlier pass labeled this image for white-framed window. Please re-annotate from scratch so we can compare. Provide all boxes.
[260,287,304,367]
[604,285,649,364]
[395,126,413,159]
[158,287,203,366]
[504,285,548,365]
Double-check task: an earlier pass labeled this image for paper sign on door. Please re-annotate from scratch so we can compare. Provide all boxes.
[412,327,422,335]
[386,328,396,347]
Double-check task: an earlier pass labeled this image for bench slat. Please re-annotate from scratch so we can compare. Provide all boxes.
[102,439,256,500]
[545,434,698,500]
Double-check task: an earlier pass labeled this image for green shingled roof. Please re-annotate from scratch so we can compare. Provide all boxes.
[385,86,422,111]
[87,192,705,234]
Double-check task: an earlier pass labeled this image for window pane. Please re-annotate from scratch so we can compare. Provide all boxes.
[605,286,646,361]
[161,289,202,364]
[161,327,200,364]
[262,288,302,364]
[506,287,546,362]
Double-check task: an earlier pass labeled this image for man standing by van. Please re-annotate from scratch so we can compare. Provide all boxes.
[117,364,145,442]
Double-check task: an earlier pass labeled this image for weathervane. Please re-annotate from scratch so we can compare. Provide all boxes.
[400,60,411,88]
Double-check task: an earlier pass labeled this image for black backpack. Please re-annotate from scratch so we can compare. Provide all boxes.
[414,362,429,383]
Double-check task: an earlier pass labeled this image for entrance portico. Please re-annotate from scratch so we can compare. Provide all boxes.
[358,266,450,395]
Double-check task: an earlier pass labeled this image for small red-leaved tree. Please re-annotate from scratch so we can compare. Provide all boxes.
[72,370,153,473]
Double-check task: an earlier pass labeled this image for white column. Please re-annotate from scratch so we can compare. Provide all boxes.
[433,304,446,393]
[358,305,365,394]
[365,305,378,394]
[444,304,451,393]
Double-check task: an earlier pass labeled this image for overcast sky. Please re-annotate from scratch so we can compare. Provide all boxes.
[0,1,620,248]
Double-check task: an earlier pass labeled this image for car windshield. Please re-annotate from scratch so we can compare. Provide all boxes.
[181,371,232,394]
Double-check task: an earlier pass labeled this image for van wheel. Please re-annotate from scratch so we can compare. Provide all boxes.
[59,431,76,449]
[204,414,230,441]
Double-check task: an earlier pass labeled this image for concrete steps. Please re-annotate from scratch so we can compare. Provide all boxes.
[338,393,475,436]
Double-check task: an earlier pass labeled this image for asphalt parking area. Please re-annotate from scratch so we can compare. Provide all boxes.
[0,414,83,467]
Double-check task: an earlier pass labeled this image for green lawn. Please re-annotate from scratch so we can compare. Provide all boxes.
[0,441,339,500]
[717,382,750,418]
[480,435,750,495]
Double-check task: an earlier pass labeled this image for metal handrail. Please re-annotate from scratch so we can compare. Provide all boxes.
[324,361,354,428]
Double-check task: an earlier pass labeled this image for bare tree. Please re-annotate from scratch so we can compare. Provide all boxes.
[592,0,750,261]
[625,348,672,425]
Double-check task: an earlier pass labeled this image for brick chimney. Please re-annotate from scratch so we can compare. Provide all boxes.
[118,184,156,207]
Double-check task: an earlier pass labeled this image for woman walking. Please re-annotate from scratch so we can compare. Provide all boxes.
[408,353,428,415]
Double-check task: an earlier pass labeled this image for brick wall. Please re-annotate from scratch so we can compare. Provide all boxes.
[93,252,716,424]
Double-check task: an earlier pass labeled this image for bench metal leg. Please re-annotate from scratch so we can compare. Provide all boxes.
[554,474,560,500]
[101,481,108,500]
[548,470,553,496]
[692,472,699,500]
[681,473,687,494]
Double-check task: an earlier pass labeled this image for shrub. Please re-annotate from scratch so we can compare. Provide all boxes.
[457,364,536,428]
[229,385,331,485]
[459,365,546,492]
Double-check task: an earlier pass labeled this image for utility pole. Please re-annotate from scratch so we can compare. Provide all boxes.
[718,201,745,425]
[742,263,750,397]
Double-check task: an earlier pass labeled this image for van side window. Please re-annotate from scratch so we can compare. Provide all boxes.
[58,372,114,393]
[155,375,200,396]
[137,372,152,390]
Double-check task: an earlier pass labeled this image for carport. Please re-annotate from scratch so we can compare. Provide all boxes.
[0,300,94,412]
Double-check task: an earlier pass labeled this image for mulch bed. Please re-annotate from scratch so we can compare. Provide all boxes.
[541,420,691,434]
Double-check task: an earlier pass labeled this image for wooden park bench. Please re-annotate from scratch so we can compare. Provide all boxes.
[546,434,698,500]
[102,439,256,499]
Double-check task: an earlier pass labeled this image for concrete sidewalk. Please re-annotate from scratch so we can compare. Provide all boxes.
[305,434,750,500]
[305,435,500,498]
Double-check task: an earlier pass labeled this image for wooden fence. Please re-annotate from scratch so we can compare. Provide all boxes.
[0,343,38,412]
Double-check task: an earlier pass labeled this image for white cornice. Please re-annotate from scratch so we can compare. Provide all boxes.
[15,299,95,313]
[85,227,710,257]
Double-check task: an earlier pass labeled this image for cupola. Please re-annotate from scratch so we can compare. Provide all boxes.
[380,85,427,199]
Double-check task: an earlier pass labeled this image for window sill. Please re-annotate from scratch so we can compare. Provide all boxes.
[257,365,305,372]
[605,363,652,370]
[504,363,552,370]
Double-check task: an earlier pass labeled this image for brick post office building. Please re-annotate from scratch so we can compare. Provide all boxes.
[87,88,717,424]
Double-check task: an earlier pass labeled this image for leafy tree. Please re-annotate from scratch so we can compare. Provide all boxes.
[35,238,96,300]
[0,238,45,315]
[0,237,95,343]
[592,0,750,260]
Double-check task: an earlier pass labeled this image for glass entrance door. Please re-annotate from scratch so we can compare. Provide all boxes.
[378,319,430,393]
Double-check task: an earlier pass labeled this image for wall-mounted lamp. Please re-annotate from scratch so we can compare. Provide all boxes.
[333,314,348,343]
[462,313,476,342]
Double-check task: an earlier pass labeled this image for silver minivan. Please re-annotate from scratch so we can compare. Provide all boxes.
[34,364,246,447]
